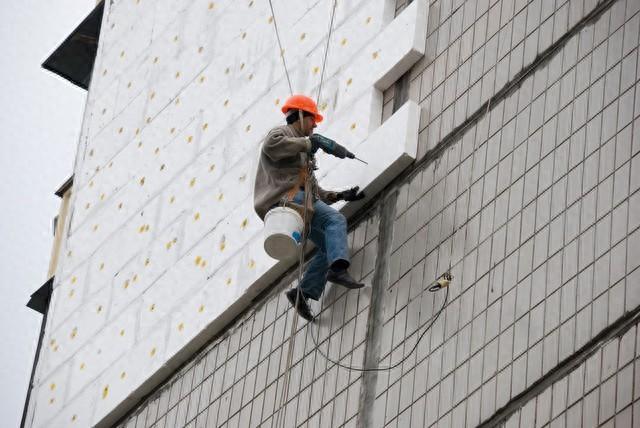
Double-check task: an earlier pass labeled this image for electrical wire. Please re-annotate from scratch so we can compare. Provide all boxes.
[316,0,338,105]
[308,284,448,372]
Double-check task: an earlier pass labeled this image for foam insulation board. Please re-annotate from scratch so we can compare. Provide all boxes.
[30,1,428,427]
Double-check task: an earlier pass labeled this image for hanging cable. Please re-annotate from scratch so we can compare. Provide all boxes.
[316,0,338,105]
[267,0,294,95]
[308,284,448,372]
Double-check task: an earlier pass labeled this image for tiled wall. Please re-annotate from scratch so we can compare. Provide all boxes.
[114,0,640,427]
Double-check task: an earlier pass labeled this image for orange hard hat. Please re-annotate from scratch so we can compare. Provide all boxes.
[281,94,323,123]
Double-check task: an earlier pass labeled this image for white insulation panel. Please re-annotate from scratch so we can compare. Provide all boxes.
[30,1,428,427]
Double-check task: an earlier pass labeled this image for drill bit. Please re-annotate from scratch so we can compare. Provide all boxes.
[354,156,368,165]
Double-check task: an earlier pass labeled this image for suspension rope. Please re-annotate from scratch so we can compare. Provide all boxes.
[267,0,294,95]
[316,0,338,105]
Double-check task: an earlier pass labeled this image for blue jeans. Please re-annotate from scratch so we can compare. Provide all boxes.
[291,191,350,300]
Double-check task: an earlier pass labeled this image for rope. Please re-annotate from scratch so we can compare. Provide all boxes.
[267,0,294,95]
[316,0,338,105]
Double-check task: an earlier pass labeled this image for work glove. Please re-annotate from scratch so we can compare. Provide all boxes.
[309,134,355,159]
[336,186,365,202]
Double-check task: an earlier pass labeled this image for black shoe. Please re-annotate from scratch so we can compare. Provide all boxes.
[326,269,364,289]
[285,288,314,321]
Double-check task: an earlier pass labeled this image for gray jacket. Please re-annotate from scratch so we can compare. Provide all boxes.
[253,124,334,220]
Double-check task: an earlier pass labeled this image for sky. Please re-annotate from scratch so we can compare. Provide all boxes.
[0,1,95,425]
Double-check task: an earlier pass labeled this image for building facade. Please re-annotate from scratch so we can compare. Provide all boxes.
[26,0,640,427]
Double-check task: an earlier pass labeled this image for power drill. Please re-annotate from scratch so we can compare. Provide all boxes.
[310,134,365,163]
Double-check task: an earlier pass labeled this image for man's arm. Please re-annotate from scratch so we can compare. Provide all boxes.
[262,128,311,161]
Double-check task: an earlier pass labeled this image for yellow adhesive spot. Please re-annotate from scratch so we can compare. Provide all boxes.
[187,135,193,143]
[154,147,160,154]
[80,362,85,370]
[68,289,75,298]
[217,192,224,201]
[85,202,90,210]
[149,91,155,99]
[240,218,248,229]
[70,327,78,339]
[71,276,77,284]
[99,262,105,271]
[249,0,254,6]
[350,123,357,130]
[170,127,176,134]
[100,193,105,201]
[145,224,150,232]
[139,177,145,186]
[224,99,229,107]
[146,117,152,124]
[226,278,232,286]
[135,128,140,135]
[209,164,216,172]
[245,124,251,132]
[149,303,155,312]
[53,345,59,352]
[202,123,209,131]
[175,71,181,79]
[101,108,107,115]
[300,32,306,41]
[198,304,205,313]
[320,102,328,111]
[189,177,196,187]
[174,97,180,105]
[274,98,280,105]
[132,274,138,282]
[127,81,132,89]
[93,224,99,232]
[178,322,184,331]
[225,67,230,74]
[97,305,103,313]
[198,46,204,53]
[200,260,207,268]
[241,32,247,39]
[118,202,123,210]
[102,69,107,76]
[102,385,109,399]
[365,16,372,24]
[165,241,172,250]
[89,181,94,188]
[139,225,146,233]
[150,347,156,357]
[50,383,56,391]
[145,258,150,266]
[137,141,143,148]
[239,174,247,182]
[120,371,126,380]
[50,339,56,346]
[372,51,379,60]
[219,238,226,252]
[240,63,245,70]
[49,398,55,405]
[169,195,176,204]
[268,16,273,24]
[208,2,215,9]
[173,35,179,42]
[347,78,353,86]
[120,49,125,57]
[153,56,159,64]
[312,66,320,74]
[199,76,205,83]
[89,149,94,156]
[160,164,166,171]
[194,212,200,221]
[194,256,202,265]
[248,73,253,80]
[108,161,113,168]
[173,237,178,244]
[119,329,125,336]
[341,38,347,46]
[123,279,130,289]
[248,259,256,269]
[71,415,77,423]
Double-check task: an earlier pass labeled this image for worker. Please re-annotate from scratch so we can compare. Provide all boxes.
[254,94,365,321]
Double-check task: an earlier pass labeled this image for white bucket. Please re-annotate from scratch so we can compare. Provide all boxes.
[263,207,304,260]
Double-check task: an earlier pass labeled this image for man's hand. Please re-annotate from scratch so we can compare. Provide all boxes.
[336,186,365,202]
